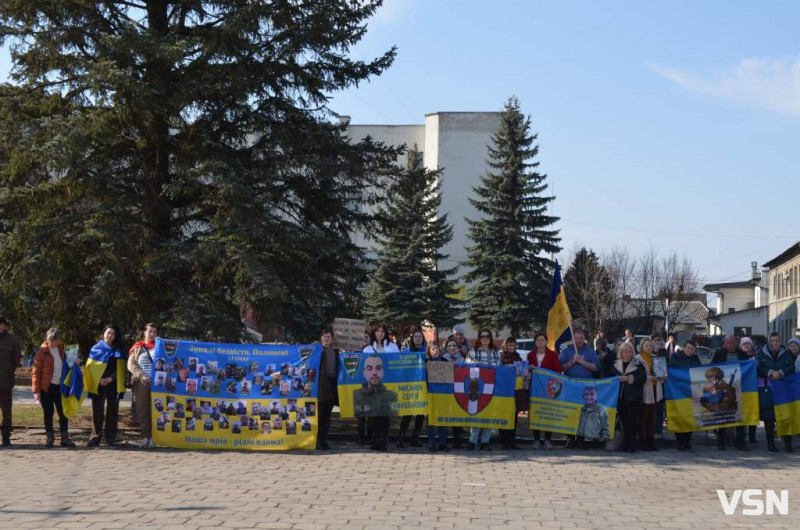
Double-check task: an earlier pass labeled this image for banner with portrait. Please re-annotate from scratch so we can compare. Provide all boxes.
[665,361,758,433]
[337,351,427,417]
[150,338,321,450]
[427,363,516,429]
[528,367,619,438]
[769,372,800,437]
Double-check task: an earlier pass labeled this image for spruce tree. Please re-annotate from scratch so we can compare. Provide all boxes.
[364,147,462,330]
[0,1,400,347]
[464,97,561,336]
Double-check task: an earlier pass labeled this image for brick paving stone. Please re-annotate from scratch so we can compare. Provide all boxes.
[3,436,800,529]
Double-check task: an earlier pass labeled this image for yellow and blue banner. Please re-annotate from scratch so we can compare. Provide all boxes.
[546,261,573,352]
[59,358,84,420]
[150,338,321,451]
[771,373,800,436]
[427,363,516,429]
[665,361,758,433]
[83,340,127,396]
[337,351,427,417]
[529,367,619,437]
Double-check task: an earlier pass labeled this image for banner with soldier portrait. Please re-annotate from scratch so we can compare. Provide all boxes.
[337,351,428,417]
[665,361,758,433]
[528,367,619,438]
[150,338,321,450]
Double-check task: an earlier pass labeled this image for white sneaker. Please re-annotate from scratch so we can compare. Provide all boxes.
[147,438,157,449]
[138,438,150,449]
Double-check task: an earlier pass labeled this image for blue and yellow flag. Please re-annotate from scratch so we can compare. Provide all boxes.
[427,363,516,429]
[83,341,127,396]
[665,361,758,433]
[546,261,573,352]
[59,361,84,419]
[337,351,427,417]
[771,373,800,436]
[529,367,619,438]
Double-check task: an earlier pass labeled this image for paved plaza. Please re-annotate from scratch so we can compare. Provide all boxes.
[1,431,799,530]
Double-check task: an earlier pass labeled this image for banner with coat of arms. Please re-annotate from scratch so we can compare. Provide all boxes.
[427,363,516,429]
[528,367,619,438]
[337,351,428,417]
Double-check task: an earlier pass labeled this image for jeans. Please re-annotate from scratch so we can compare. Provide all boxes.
[40,385,68,434]
[427,425,447,446]
[469,427,492,444]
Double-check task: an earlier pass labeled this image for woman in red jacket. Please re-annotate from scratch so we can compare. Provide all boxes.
[526,332,561,449]
[32,328,75,448]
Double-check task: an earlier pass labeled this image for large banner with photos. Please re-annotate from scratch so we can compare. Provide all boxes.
[337,351,428,417]
[528,368,619,438]
[665,361,758,433]
[151,338,321,450]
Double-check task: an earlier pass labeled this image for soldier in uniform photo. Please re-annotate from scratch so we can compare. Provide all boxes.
[353,355,397,451]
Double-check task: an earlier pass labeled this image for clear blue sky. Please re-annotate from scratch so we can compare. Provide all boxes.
[2,0,798,286]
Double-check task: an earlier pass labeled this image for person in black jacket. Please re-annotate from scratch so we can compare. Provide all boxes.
[710,335,750,451]
[317,327,339,450]
[613,341,647,452]
[670,340,702,451]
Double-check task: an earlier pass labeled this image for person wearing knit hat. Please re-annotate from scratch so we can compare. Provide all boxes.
[790,338,800,374]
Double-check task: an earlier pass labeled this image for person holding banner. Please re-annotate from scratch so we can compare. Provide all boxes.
[739,337,759,443]
[31,328,76,448]
[670,340,702,452]
[85,325,126,447]
[127,323,158,449]
[527,332,561,449]
[756,332,795,452]
[636,337,664,451]
[397,329,426,448]
[710,335,750,451]
[425,342,449,452]
[317,327,339,451]
[613,342,647,453]
[558,331,599,379]
[499,337,524,450]
[467,328,500,450]
[443,338,466,448]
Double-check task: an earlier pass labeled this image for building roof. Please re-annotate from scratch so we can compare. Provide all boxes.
[763,242,800,269]
[703,280,754,291]
[606,300,710,325]
[708,305,767,323]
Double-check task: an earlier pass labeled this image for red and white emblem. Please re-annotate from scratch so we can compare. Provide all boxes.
[453,366,495,415]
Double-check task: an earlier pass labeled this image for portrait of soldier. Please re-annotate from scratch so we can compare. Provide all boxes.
[700,366,737,413]
[353,355,397,417]
[576,385,609,441]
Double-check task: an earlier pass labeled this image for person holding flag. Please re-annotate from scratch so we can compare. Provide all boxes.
[84,325,126,447]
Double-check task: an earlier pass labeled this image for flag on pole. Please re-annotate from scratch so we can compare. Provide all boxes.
[546,261,573,352]
[664,298,670,334]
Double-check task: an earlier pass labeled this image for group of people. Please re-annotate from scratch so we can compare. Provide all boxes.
[1,313,799,455]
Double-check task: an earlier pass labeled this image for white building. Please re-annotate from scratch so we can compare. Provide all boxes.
[345,112,502,338]
[705,262,769,337]
[763,243,800,343]
[345,112,501,271]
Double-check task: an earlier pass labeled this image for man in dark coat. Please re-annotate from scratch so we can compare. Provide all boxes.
[317,327,339,450]
[0,316,22,447]
[710,335,750,451]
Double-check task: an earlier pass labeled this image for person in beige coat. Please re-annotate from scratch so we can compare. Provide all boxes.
[127,323,158,449]
[636,337,665,451]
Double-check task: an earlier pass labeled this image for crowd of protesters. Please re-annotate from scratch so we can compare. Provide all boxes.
[0,313,798,456]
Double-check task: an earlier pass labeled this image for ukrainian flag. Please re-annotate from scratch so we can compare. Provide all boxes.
[427,364,516,429]
[772,373,800,436]
[546,261,572,352]
[60,361,84,419]
[83,341,127,396]
[665,361,758,433]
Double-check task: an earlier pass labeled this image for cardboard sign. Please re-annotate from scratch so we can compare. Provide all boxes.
[333,318,366,351]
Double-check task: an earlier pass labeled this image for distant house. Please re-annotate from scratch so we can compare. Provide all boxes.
[705,262,769,337]
[605,298,710,337]
[763,243,800,343]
